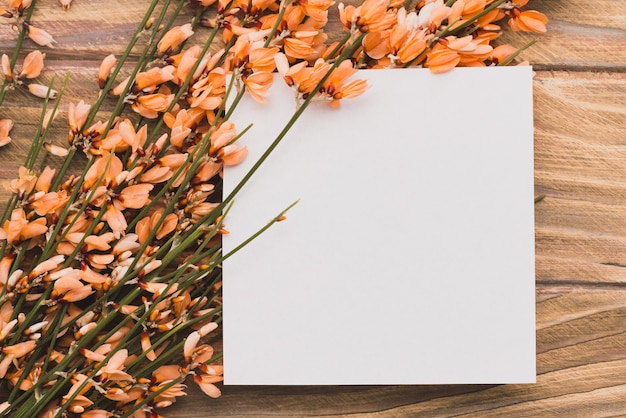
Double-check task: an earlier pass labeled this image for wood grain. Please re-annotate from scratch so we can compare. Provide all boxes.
[1,0,625,416]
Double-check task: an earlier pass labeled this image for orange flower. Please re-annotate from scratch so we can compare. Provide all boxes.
[2,340,36,359]
[508,7,548,33]
[284,37,316,60]
[29,190,69,216]
[83,151,122,190]
[248,47,279,73]
[0,119,13,147]
[324,60,368,104]
[9,0,31,10]
[141,331,157,361]
[135,66,176,92]
[416,0,451,28]
[98,54,116,89]
[117,183,154,209]
[96,349,134,382]
[135,210,178,244]
[243,71,274,104]
[297,0,334,26]
[191,160,221,184]
[395,30,427,65]
[165,109,198,149]
[219,144,247,166]
[363,30,391,60]
[340,0,396,33]
[117,119,147,152]
[133,93,174,119]
[0,354,14,378]
[189,68,226,111]
[9,166,37,195]
[1,54,12,82]
[35,166,55,193]
[172,45,211,85]
[19,50,44,79]
[157,24,194,56]
[208,121,238,154]
[68,100,91,136]
[23,22,56,48]
[52,276,93,302]
[426,35,492,72]
[193,365,223,398]
[490,44,518,65]
[83,151,154,237]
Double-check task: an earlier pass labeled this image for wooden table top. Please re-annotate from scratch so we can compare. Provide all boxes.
[1,0,625,416]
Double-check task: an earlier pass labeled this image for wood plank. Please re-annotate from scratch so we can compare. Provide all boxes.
[534,72,626,283]
[1,1,624,70]
[1,0,625,416]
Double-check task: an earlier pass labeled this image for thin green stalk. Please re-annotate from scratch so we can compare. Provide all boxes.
[39,303,68,379]
[48,149,77,191]
[324,32,352,61]
[11,369,74,418]
[23,75,66,170]
[498,39,537,66]
[220,200,298,263]
[222,87,245,121]
[82,0,163,129]
[38,156,96,260]
[263,0,292,48]
[4,242,32,298]
[0,0,38,107]
[144,0,188,62]
[6,287,56,401]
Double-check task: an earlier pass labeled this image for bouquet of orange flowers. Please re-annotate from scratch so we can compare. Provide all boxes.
[0,0,546,416]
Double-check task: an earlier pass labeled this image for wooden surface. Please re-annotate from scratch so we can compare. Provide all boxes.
[1,0,626,416]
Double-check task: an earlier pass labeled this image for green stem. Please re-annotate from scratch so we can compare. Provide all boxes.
[263,0,292,48]
[0,0,38,107]
[220,200,298,263]
[81,0,163,129]
[498,39,537,66]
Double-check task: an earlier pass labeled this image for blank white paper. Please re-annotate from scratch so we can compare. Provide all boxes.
[223,67,535,385]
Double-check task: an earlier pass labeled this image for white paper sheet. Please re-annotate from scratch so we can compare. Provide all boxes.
[223,67,535,385]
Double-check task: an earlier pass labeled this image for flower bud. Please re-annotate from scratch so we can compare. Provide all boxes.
[27,83,58,99]
[19,50,45,79]
[23,22,56,48]
[98,54,116,89]
[1,54,12,82]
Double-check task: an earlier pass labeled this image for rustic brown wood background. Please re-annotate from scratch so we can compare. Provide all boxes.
[1,0,625,416]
